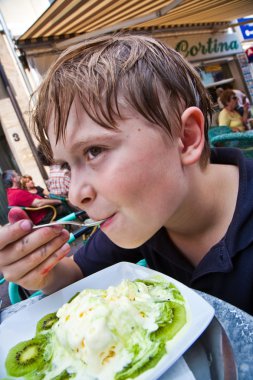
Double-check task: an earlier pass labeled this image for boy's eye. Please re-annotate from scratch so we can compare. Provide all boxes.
[86,146,104,160]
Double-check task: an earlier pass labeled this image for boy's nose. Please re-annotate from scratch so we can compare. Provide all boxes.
[68,183,96,210]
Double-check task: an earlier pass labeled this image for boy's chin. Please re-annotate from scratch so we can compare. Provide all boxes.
[108,233,147,249]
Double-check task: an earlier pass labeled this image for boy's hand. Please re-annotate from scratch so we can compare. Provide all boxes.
[0,207,71,291]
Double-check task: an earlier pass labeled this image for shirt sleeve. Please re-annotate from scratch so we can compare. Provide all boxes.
[8,189,42,207]
[219,110,230,127]
[73,229,143,277]
[63,170,71,194]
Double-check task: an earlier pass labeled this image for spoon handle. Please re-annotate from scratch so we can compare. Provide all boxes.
[32,219,104,229]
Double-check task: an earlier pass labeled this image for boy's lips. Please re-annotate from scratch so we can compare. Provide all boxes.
[100,214,115,228]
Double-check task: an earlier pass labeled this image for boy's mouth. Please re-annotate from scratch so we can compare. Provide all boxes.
[100,214,115,228]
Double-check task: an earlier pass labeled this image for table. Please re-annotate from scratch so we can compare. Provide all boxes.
[1,292,253,380]
[198,292,253,380]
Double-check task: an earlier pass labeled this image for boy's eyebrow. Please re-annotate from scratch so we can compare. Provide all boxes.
[53,133,120,161]
[68,133,120,153]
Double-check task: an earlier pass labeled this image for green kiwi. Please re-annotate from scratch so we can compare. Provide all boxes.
[152,301,187,342]
[5,335,48,377]
[51,369,75,379]
[67,292,80,304]
[36,312,58,334]
[25,371,45,380]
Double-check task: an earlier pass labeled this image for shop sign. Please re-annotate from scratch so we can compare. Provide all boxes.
[238,17,253,40]
[159,33,243,61]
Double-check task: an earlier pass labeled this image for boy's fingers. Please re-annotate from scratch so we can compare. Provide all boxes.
[3,230,70,281]
[0,226,68,266]
[8,207,30,223]
[0,220,33,250]
[13,245,71,290]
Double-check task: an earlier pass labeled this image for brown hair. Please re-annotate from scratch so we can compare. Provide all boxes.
[20,175,32,189]
[220,89,235,107]
[32,33,213,166]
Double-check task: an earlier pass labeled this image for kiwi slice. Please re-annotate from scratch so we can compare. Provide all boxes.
[67,292,80,304]
[51,369,75,379]
[5,335,48,377]
[36,312,58,334]
[25,370,45,380]
[152,301,187,342]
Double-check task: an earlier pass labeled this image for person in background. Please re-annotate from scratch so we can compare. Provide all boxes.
[216,87,225,110]
[2,170,62,225]
[20,175,49,198]
[233,89,250,117]
[47,163,71,198]
[37,145,71,198]
[36,144,80,215]
[216,87,251,117]
[218,89,249,132]
[0,34,253,315]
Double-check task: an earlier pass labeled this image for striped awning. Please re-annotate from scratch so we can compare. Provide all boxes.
[18,0,253,45]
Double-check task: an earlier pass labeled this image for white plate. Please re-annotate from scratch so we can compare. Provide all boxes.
[0,262,214,379]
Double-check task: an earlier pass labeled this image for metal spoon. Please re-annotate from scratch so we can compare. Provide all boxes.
[32,218,105,229]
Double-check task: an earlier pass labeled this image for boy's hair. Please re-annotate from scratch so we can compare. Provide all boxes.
[32,33,213,167]
[220,89,236,107]
[36,144,52,166]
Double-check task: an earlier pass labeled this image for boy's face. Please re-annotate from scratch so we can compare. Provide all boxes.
[48,98,188,248]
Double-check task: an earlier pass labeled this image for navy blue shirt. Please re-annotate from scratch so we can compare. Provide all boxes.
[74,148,253,315]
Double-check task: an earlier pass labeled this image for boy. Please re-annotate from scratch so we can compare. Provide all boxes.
[0,34,253,315]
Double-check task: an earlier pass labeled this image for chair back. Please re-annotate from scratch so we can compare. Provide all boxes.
[8,205,57,223]
[208,126,232,143]
[210,130,253,159]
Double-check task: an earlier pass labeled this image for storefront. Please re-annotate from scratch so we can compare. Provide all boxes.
[157,31,253,122]
[236,16,253,102]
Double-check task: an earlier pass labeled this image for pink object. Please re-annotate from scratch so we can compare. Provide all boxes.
[8,207,29,224]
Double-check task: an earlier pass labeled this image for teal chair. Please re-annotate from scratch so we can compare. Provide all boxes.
[208,125,232,143]
[210,130,253,159]
[136,259,147,267]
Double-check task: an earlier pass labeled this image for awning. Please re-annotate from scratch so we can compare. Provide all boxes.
[17,0,253,47]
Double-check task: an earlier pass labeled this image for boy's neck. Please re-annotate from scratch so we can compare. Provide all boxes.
[166,163,239,267]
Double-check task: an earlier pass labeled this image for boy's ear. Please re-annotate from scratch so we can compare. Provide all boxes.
[179,107,205,166]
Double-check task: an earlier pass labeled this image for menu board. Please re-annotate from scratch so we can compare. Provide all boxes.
[237,53,253,102]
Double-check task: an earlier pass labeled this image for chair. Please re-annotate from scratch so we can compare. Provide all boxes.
[208,125,232,142]
[48,193,67,201]
[210,130,253,159]
[8,205,57,223]
[137,259,147,267]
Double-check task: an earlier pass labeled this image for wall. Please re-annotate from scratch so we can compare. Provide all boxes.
[0,33,46,187]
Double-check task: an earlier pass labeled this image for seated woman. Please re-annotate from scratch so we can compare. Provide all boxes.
[20,175,49,198]
[218,89,249,132]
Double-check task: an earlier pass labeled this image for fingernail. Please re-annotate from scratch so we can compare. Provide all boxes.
[61,243,70,252]
[20,220,32,231]
[51,225,64,232]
